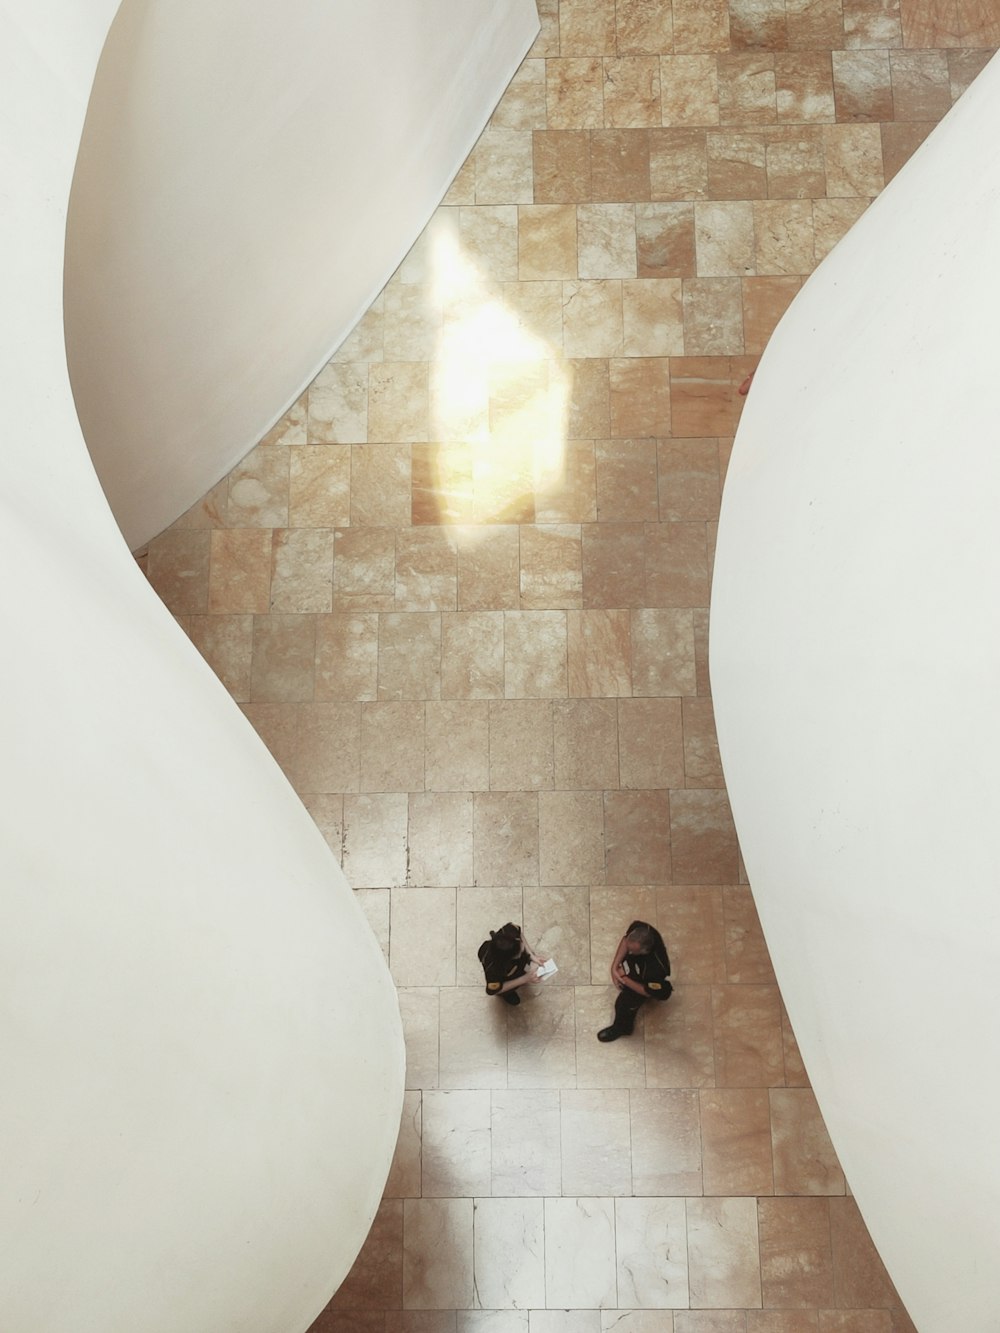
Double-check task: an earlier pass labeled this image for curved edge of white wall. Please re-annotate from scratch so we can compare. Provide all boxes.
[710,52,1000,1333]
[64,0,541,550]
[2,5,403,1330]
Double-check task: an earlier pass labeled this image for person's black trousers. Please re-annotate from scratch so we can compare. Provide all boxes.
[613,987,647,1033]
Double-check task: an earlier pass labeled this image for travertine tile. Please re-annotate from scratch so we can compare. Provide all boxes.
[636,203,697,278]
[519,206,579,281]
[686,1197,762,1309]
[603,57,662,129]
[880,121,935,183]
[674,1315,746,1333]
[742,276,801,353]
[616,1197,690,1308]
[645,984,716,1087]
[631,608,697,696]
[604,790,672,883]
[718,54,778,125]
[723,886,777,983]
[209,529,271,614]
[408,792,473,885]
[829,1198,898,1309]
[343,792,409,888]
[683,276,746,353]
[563,280,626,357]
[489,699,555,791]
[403,1198,474,1308]
[186,614,253,701]
[504,610,568,697]
[672,0,732,51]
[425,700,490,792]
[656,885,727,983]
[474,792,540,887]
[707,132,768,200]
[619,698,685,788]
[350,443,412,528]
[456,526,521,611]
[533,130,594,204]
[567,608,633,696]
[370,363,430,442]
[786,0,844,47]
[289,446,351,528]
[507,978,580,1086]
[308,362,368,443]
[645,522,711,608]
[148,529,211,615]
[334,528,396,610]
[395,528,458,612]
[623,280,686,356]
[817,1313,892,1332]
[658,438,722,521]
[775,52,837,122]
[241,702,299,785]
[712,984,785,1087]
[694,203,756,277]
[566,359,612,438]
[473,132,534,206]
[520,525,585,609]
[758,1197,835,1307]
[384,1090,422,1199]
[595,438,658,522]
[609,357,672,436]
[439,987,509,1090]
[391,886,457,986]
[812,198,870,261]
[669,358,737,437]
[378,613,442,701]
[617,0,675,51]
[226,445,289,527]
[770,1088,846,1194]
[822,124,885,197]
[630,1088,704,1194]
[561,1088,632,1194]
[661,57,721,127]
[592,130,653,203]
[730,0,789,49]
[764,126,827,198]
[543,1198,618,1309]
[383,283,444,362]
[554,698,620,789]
[315,612,379,701]
[547,58,606,130]
[420,1090,491,1197]
[491,1090,562,1195]
[441,612,505,699]
[473,1198,546,1307]
[752,200,816,275]
[539,789,607,885]
[250,614,316,702]
[397,987,440,1090]
[270,528,334,613]
[650,129,710,200]
[682,696,726,787]
[331,1199,404,1309]
[700,1088,775,1195]
[491,59,548,131]
[831,51,893,121]
[559,0,617,55]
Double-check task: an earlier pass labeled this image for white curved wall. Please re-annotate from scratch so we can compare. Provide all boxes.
[710,53,1000,1333]
[64,0,540,550]
[2,4,403,1329]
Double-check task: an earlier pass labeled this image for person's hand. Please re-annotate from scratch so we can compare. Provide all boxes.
[528,970,542,983]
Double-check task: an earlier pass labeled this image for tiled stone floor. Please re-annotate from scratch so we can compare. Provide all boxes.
[140,2,997,1329]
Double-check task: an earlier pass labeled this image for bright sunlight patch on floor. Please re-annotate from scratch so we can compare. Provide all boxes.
[422,214,569,529]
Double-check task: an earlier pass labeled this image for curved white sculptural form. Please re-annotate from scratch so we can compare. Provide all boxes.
[1,0,536,1328]
[711,51,1000,1333]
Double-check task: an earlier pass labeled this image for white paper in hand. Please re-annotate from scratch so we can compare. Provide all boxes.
[536,958,558,979]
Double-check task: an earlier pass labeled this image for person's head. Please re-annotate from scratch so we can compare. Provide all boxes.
[490,922,523,954]
[625,923,656,955]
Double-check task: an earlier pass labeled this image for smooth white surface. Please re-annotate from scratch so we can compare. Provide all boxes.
[64,0,540,548]
[710,52,1000,1333]
[2,3,403,1329]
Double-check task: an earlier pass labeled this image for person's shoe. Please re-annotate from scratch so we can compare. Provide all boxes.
[597,1025,622,1042]
[502,992,521,1006]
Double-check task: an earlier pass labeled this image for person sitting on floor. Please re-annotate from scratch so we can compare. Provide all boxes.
[597,919,672,1042]
[478,922,548,1007]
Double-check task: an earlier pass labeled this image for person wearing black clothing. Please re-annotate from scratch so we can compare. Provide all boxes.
[478,922,548,1006]
[597,920,672,1041]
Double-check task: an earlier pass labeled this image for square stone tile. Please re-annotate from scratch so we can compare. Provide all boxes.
[770,1089,846,1194]
[630,1088,704,1194]
[758,1197,834,1308]
[615,1197,690,1308]
[567,609,634,697]
[686,1197,762,1309]
[473,1198,546,1307]
[553,698,621,789]
[489,699,555,791]
[491,1090,562,1195]
[712,983,785,1087]
[343,792,409,888]
[474,792,540,887]
[408,792,474,886]
[670,789,740,882]
[700,1088,775,1195]
[403,1198,474,1308]
[604,790,672,884]
[504,610,568,697]
[539,790,607,886]
[425,700,490,792]
[378,613,442,701]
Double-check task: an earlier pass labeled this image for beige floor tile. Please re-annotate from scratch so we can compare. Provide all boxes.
[441,612,505,699]
[403,1198,474,1309]
[294,701,362,793]
[775,52,836,121]
[397,987,440,1090]
[533,130,595,205]
[507,984,579,1088]
[334,528,396,610]
[817,1312,892,1332]
[561,1089,632,1194]
[370,363,430,442]
[723,886,777,984]
[519,205,580,281]
[682,696,726,787]
[582,522,647,608]
[604,790,672,883]
[457,526,521,610]
[686,1197,762,1309]
[520,525,585,610]
[616,1197,690,1308]
[351,443,412,528]
[644,984,717,1087]
[489,699,555,791]
[695,202,756,277]
[700,1088,775,1195]
[829,1198,898,1309]
[656,885,726,983]
[595,438,658,522]
[645,521,711,607]
[616,0,675,52]
[186,613,253,701]
[384,1091,422,1199]
[287,447,350,531]
[491,1089,562,1195]
[504,610,569,697]
[355,886,390,962]
[308,362,368,443]
[378,613,442,701]
[630,1088,704,1194]
[439,988,509,1090]
[209,528,272,613]
[712,984,785,1087]
[547,58,607,130]
[752,200,816,274]
[225,444,289,528]
[408,792,474,885]
[592,129,653,204]
[539,790,607,886]
[270,529,334,614]
[578,204,639,280]
[661,58,721,128]
[474,792,540,886]
[670,789,740,882]
[636,204,697,278]
[473,1198,547,1307]
[544,1198,618,1308]
[344,792,409,888]
[758,1197,834,1307]
[553,698,620,789]
[492,59,548,131]
[603,57,662,129]
[421,1090,492,1197]
[563,280,626,357]
[609,356,672,436]
[770,1089,846,1194]
[672,0,732,51]
[631,608,697,696]
[618,693,682,783]
[250,614,316,702]
[575,985,649,1089]
[332,1199,404,1309]
[674,1314,746,1333]
[831,50,893,120]
[394,528,459,613]
[567,609,634,697]
[425,700,491,792]
[822,124,884,197]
